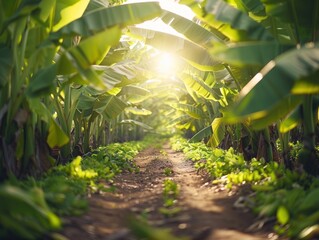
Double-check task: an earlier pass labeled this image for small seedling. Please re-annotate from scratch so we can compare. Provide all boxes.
[163,168,173,176]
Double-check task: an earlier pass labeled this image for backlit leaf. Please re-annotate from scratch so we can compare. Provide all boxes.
[47,119,69,148]
[277,205,290,225]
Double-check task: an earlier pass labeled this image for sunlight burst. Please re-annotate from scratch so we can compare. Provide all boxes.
[155,53,178,75]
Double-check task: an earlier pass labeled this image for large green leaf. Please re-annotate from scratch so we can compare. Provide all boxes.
[279,105,302,133]
[129,26,219,71]
[54,2,162,37]
[211,42,293,66]
[250,95,302,129]
[189,125,213,142]
[94,95,127,120]
[181,73,221,100]
[205,0,274,41]
[47,119,70,148]
[53,0,90,31]
[210,117,226,147]
[57,26,122,75]
[261,0,318,28]
[160,10,226,47]
[171,103,207,119]
[225,44,319,122]
[120,85,152,104]
[26,64,57,97]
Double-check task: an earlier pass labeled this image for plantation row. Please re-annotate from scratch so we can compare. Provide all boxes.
[170,136,319,239]
[0,138,152,239]
[1,0,319,239]
[1,0,319,180]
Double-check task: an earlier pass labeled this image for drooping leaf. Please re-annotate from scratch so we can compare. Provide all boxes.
[129,26,219,71]
[47,119,70,148]
[171,103,207,119]
[225,44,319,123]
[54,2,162,37]
[189,125,213,142]
[182,73,221,101]
[279,105,302,133]
[250,95,302,130]
[211,117,226,147]
[160,10,225,47]
[120,85,152,104]
[35,0,56,23]
[94,95,127,120]
[211,42,293,66]
[57,26,122,75]
[205,0,274,41]
[53,0,90,31]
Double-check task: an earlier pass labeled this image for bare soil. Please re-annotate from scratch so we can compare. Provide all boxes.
[61,143,280,240]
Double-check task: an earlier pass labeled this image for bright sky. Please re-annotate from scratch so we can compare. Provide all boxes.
[126,0,195,37]
[125,0,195,75]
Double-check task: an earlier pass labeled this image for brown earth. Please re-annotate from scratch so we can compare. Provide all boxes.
[60,143,282,240]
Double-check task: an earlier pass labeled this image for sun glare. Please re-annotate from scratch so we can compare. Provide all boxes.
[155,53,178,75]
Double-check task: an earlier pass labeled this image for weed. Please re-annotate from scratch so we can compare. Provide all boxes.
[163,168,173,176]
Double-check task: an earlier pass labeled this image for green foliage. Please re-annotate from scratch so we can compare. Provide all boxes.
[171,135,319,239]
[163,168,173,176]
[160,179,181,217]
[0,185,61,240]
[0,139,146,239]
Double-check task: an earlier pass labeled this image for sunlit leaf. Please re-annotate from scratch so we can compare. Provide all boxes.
[53,0,90,31]
[225,44,319,123]
[47,119,69,148]
[171,103,207,119]
[211,117,225,147]
[160,10,225,47]
[205,0,274,41]
[182,73,221,101]
[125,107,152,116]
[129,26,219,70]
[57,26,122,75]
[189,125,213,142]
[276,205,290,225]
[94,95,127,120]
[279,106,302,133]
[55,2,162,37]
[211,42,293,66]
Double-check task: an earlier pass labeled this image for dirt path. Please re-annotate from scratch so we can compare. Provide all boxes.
[61,143,277,240]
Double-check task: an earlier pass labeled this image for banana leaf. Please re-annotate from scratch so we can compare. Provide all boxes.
[225,44,319,125]
[53,2,162,37]
[189,125,213,142]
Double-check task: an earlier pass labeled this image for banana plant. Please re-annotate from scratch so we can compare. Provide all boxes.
[0,0,162,178]
[181,0,319,173]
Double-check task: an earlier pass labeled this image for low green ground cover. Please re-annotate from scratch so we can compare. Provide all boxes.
[0,140,149,240]
[170,136,319,239]
[159,178,181,217]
